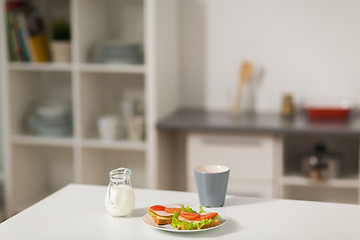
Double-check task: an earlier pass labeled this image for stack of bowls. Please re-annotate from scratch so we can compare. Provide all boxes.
[27,103,72,137]
[92,41,143,64]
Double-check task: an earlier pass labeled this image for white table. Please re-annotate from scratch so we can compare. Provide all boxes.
[0,184,359,239]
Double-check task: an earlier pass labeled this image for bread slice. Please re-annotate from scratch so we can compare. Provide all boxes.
[147,207,173,225]
[179,218,221,230]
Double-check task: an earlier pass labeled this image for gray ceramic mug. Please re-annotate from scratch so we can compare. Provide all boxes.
[194,165,230,207]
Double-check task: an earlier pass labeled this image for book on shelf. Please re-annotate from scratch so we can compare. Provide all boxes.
[6,2,51,63]
[6,9,17,61]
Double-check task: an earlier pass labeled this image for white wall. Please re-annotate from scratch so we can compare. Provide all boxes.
[179,0,360,112]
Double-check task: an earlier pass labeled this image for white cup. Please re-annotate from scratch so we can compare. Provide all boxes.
[98,115,118,141]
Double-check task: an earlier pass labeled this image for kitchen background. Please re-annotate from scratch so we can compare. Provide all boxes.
[180,0,360,112]
[1,0,360,220]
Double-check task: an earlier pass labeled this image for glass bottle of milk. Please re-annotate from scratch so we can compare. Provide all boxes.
[105,168,135,217]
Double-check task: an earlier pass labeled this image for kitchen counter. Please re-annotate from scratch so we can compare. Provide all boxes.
[157,109,360,135]
[1,184,360,239]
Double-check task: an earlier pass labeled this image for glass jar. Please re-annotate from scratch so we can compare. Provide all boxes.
[105,168,135,217]
[281,93,294,118]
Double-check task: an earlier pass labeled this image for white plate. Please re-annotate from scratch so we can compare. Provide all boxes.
[143,213,228,233]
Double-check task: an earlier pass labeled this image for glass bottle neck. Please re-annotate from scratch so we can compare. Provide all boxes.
[109,168,132,187]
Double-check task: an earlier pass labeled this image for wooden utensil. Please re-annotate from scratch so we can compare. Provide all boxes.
[231,61,253,114]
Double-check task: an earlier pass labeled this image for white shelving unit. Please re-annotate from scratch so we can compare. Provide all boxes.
[0,0,181,217]
[11,135,74,147]
[8,62,73,72]
[79,63,146,74]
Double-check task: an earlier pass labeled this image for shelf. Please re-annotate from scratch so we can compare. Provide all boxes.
[77,0,144,64]
[7,62,72,72]
[281,175,359,189]
[79,63,145,74]
[81,139,146,151]
[12,135,74,147]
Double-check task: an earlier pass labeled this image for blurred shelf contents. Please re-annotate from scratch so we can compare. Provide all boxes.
[119,90,145,142]
[97,89,145,142]
[27,102,72,137]
[50,20,71,63]
[281,93,294,119]
[6,1,51,62]
[91,41,143,64]
[300,143,341,181]
[304,98,351,121]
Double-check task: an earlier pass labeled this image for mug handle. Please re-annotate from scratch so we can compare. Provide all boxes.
[107,182,116,205]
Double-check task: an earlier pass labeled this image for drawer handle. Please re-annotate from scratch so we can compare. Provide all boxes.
[201,137,262,146]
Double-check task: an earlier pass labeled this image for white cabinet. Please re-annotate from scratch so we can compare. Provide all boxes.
[0,0,181,216]
[186,133,276,198]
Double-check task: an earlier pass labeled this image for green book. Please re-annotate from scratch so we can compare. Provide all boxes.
[6,10,17,61]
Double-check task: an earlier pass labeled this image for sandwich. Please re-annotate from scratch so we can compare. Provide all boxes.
[171,205,221,230]
[147,204,182,225]
[147,204,221,230]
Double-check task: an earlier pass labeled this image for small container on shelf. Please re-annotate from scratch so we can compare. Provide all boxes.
[119,90,145,142]
[50,20,71,63]
[303,98,352,121]
[300,143,341,181]
[281,93,295,119]
[97,114,119,141]
[127,116,144,142]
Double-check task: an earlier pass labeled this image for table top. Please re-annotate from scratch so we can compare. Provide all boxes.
[1,184,360,240]
[157,109,360,135]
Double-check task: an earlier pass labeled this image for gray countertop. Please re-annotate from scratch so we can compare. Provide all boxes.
[157,109,360,135]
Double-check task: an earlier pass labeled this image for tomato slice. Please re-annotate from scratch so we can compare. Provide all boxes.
[150,205,166,211]
[164,207,181,213]
[179,211,200,220]
[197,212,218,220]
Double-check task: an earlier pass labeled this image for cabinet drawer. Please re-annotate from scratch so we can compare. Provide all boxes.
[187,133,275,180]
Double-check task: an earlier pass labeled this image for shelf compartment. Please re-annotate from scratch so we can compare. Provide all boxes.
[12,135,74,147]
[81,139,146,151]
[8,63,72,72]
[80,148,146,188]
[11,145,74,212]
[283,134,360,179]
[282,185,358,204]
[77,0,144,63]
[8,70,73,136]
[79,72,144,140]
[79,63,145,74]
[281,175,359,189]
[5,0,71,63]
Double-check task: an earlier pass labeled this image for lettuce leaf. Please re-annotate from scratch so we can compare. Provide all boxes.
[171,206,220,230]
[180,205,197,213]
[171,211,188,229]
[199,206,206,213]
